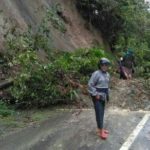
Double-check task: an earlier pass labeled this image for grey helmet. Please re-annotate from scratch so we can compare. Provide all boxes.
[98,57,110,68]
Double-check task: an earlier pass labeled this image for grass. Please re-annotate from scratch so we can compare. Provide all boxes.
[0,102,14,117]
[0,108,63,137]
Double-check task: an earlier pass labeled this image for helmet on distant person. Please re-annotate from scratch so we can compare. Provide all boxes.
[126,48,134,55]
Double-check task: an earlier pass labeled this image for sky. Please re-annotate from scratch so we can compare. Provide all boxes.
[145,0,150,3]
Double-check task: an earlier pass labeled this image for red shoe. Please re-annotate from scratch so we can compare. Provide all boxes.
[97,129,109,135]
[99,130,108,140]
[103,129,109,134]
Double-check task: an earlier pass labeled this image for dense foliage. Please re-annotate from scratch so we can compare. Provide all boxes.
[9,47,107,107]
[1,1,150,108]
[76,0,150,77]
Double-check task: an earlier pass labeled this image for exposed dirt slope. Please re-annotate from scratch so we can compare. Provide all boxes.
[109,78,150,111]
[0,0,104,52]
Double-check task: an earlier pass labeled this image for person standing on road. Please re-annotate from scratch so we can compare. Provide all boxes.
[88,58,111,140]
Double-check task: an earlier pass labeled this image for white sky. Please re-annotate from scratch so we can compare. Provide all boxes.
[145,0,150,3]
[145,0,150,11]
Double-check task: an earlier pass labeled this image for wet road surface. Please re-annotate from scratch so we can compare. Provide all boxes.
[0,108,149,150]
[130,117,150,150]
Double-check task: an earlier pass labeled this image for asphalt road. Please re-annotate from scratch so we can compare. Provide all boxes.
[0,108,149,150]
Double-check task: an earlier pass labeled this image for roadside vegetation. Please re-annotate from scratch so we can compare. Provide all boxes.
[0,1,150,110]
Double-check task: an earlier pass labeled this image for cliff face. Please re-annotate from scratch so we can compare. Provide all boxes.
[0,0,104,52]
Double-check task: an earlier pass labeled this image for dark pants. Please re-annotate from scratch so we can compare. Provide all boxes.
[120,66,127,79]
[92,97,105,129]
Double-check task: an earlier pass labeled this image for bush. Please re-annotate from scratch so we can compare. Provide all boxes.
[10,47,108,108]
[0,101,14,117]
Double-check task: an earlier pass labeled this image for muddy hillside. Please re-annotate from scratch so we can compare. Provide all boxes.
[0,0,104,52]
